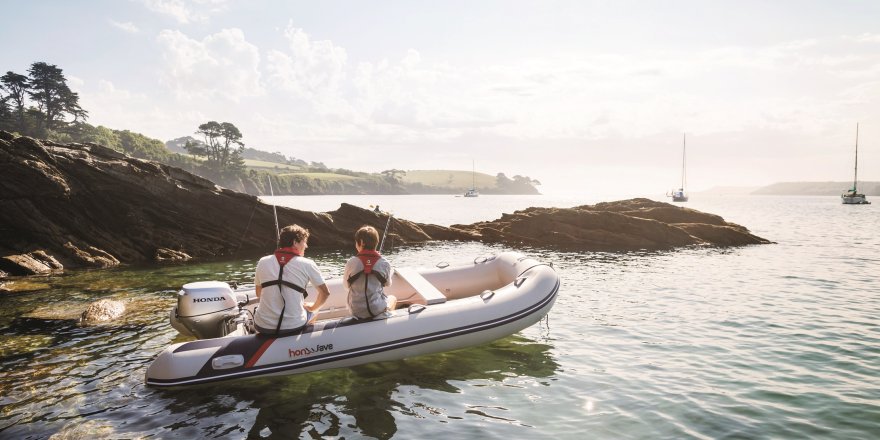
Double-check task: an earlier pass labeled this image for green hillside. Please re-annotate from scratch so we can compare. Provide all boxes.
[244,159,305,172]
[276,172,358,182]
[401,170,494,189]
[236,161,540,195]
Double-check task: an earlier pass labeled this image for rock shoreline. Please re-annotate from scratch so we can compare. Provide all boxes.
[0,132,770,280]
[455,198,770,251]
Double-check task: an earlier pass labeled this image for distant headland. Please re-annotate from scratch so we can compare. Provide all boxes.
[698,182,880,196]
[750,181,880,196]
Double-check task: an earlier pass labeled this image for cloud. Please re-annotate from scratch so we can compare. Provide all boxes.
[142,0,229,24]
[265,22,350,115]
[109,20,140,34]
[136,23,880,187]
[156,28,264,102]
[845,33,880,44]
[76,79,211,140]
[261,25,516,140]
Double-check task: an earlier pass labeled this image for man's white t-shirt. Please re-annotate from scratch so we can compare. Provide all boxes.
[253,255,325,331]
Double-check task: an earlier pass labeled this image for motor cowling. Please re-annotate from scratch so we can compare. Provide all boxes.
[171,281,238,339]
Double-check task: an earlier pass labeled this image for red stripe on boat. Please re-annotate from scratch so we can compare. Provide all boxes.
[246,338,275,368]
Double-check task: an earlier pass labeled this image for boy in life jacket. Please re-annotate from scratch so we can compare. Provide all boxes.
[344,226,397,319]
[254,224,330,335]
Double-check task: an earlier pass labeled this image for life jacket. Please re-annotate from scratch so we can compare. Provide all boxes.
[347,250,387,318]
[259,247,308,334]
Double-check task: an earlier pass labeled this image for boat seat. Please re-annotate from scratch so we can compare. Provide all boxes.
[395,268,447,305]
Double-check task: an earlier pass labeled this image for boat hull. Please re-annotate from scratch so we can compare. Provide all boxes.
[145,252,559,388]
[842,194,870,204]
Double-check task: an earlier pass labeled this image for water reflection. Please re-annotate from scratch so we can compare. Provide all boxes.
[147,335,558,439]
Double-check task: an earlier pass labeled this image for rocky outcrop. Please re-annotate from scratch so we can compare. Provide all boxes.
[0,132,475,276]
[453,198,770,251]
[0,132,769,278]
[80,299,126,324]
[0,250,64,276]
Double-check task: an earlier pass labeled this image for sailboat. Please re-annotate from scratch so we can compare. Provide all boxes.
[842,123,870,205]
[463,160,479,197]
[667,134,688,202]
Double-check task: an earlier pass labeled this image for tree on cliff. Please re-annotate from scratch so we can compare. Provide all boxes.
[27,62,87,134]
[381,169,406,183]
[191,121,246,178]
[0,96,8,124]
[0,71,29,132]
[496,172,541,194]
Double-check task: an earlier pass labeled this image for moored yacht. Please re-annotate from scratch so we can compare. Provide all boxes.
[842,123,870,205]
[667,133,689,202]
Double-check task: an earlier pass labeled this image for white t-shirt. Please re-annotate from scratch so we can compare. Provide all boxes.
[253,254,325,331]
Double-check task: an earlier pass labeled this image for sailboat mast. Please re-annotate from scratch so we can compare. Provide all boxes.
[681,133,687,190]
[854,123,859,191]
[472,160,475,190]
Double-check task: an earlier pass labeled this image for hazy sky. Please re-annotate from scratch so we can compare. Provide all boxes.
[3,0,879,195]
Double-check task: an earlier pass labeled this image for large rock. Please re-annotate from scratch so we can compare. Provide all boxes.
[80,299,126,324]
[0,250,64,276]
[453,198,770,251]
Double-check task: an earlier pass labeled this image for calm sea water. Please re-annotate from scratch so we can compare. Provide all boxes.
[1,194,879,439]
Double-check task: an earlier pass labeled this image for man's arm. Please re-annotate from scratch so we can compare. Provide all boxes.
[305,284,330,312]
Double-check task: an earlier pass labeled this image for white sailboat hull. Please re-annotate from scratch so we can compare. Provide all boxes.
[842,194,870,204]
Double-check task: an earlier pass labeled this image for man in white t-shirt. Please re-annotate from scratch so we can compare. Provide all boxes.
[254,224,330,334]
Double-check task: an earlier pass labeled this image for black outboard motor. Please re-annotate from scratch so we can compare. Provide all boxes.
[170,281,253,339]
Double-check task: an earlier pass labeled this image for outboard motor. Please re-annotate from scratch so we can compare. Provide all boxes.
[170,281,240,339]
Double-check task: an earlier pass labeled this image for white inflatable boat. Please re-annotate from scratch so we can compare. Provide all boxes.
[145,252,559,388]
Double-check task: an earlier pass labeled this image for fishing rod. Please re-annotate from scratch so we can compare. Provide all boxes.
[378,212,393,253]
[268,176,280,248]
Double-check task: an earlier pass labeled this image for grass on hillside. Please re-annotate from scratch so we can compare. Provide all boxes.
[401,170,495,189]
[244,159,304,171]
[244,160,496,188]
[276,172,358,181]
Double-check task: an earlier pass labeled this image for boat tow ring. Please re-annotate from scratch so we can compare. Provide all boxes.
[436,261,449,269]
[480,290,495,300]
[514,276,527,288]
[408,304,427,314]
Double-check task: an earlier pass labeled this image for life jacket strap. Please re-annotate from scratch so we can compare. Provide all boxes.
[260,279,307,295]
[264,251,307,334]
[346,270,387,286]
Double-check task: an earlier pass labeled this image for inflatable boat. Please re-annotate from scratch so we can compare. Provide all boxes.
[145,252,559,388]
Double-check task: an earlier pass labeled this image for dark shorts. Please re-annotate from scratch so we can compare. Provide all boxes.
[255,311,313,336]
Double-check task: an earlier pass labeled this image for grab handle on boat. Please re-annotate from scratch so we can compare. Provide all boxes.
[436,261,449,269]
[514,276,527,288]
[480,290,495,300]
[212,354,244,370]
[474,255,495,264]
[408,304,427,314]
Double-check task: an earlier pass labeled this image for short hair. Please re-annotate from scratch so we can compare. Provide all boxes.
[355,225,380,250]
[279,224,309,247]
